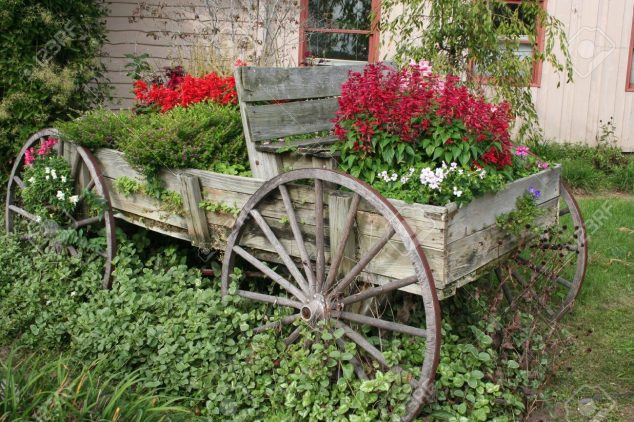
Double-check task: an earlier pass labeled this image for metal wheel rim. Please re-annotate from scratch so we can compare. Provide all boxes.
[5,128,117,289]
[496,180,587,321]
[221,168,441,421]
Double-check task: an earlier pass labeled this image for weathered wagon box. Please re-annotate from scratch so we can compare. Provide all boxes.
[81,145,560,299]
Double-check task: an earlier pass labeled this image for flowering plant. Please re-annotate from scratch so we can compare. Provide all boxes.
[20,139,78,223]
[374,161,506,207]
[133,67,238,112]
[496,187,545,237]
[333,62,514,186]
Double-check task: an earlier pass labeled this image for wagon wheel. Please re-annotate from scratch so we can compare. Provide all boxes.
[221,168,441,421]
[5,128,117,288]
[495,181,587,321]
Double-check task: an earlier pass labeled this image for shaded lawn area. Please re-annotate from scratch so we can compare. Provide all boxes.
[538,195,634,421]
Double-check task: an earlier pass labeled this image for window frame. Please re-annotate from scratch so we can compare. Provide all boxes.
[626,7,634,91]
[472,0,546,87]
[298,0,381,65]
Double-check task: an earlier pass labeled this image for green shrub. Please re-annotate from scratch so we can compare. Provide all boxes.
[57,108,135,149]
[58,102,249,179]
[120,102,246,177]
[610,160,634,193]
[561,159,605,192]
[0,348,191,420]
[0,0,109,184]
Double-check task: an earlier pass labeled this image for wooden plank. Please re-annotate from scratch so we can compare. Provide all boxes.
[244,98,339,142]
[179,173,212,248]
[234,68,282,179]
[447,166,561,242]
[255,135,338,153]
[328,192,358,283]
[235,65,365,102]
[446,197,559,287]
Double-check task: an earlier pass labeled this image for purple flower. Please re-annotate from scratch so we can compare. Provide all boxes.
[528,187,541,200]
[514,145,530,157]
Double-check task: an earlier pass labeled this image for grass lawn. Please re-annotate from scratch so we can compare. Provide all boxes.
[535,195,634,421]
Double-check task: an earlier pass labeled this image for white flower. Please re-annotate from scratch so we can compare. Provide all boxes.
[478,169,487,179]
[35,216,42,223]
[400,175,411,183]
[46,300,51,306]
[69,195,79,205]
[28,177,35,184]
[390,173,398,182]
[453,186,463,197]
[61,175,66,183]
[56,190,65,201]
[45,167,51,174]
[70,291,76,297]
[45,175,50,181]
[51,169,57,179]
[458,169,464,175]
[450,162,458,170]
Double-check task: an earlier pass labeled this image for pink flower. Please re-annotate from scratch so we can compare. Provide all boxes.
[514,145,530,157]
[24,148,35,166]
[409,59,433,77]
[537,161,549,169]
[233,58,248,67]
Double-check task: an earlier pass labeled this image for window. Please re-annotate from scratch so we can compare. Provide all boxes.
[625,9,634,92]
[298,0,380,64]
[475,0,546,86]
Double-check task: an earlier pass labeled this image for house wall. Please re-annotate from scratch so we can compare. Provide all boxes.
[100,0,634,151]
[100,0,300,107]
[534,0,634,151]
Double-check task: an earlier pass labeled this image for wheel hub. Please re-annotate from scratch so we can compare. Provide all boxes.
[301,294,327,326]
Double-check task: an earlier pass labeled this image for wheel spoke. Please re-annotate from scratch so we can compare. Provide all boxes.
[8,205,39,223]
[515,257,572,289]
[249,209,309,295]
[67,246,79,257]
[324,193,360,291]
[236,289,303,310]
[559,206,570,216]
[335,321,390,370]
[314,179,325,289]
[233,245,306,301]
[341,275,418,306]
[330,226,396,297]
[13,176,25,190]
[333,311,427,338]
[72,216,102,229]
[279,185,315,291]
[253,314,300,334]
[284,327,302,346]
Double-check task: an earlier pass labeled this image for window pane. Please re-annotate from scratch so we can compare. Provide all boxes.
[308,0,373,30]
[306,31,370,61]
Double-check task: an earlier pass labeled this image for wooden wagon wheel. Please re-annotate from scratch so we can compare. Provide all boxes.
[495,181,587,321]
[5,128,117,288]
[221,168,441,421]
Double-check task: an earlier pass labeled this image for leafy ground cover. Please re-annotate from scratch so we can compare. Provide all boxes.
[0,194,631,420]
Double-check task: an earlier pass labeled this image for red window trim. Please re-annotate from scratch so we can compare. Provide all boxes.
[471,0,546,87]
[626,7,634,92]
[298,0,381,65]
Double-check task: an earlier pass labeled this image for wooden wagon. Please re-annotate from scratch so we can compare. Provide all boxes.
[5,65,587,421]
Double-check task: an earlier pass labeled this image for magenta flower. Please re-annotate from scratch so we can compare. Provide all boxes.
[537,161,549,170]
[514,145,530,157]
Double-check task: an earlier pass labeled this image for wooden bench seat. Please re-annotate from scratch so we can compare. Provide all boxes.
[234,65,365,179]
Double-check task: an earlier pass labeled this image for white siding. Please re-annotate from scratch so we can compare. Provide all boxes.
[534,0,634,151]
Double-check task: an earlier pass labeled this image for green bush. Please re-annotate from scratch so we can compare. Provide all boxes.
[56,108,135,150]
[610,160,634,193]
[57,102,249,179]
[560,158,605,192]
[0,0,109,184]
[121,102,247,177]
